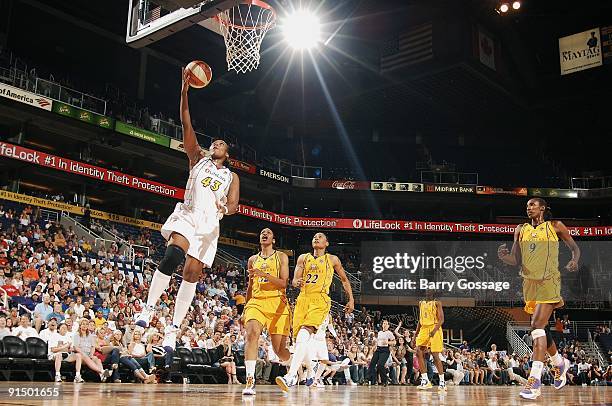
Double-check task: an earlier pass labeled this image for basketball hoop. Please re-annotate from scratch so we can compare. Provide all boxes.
[216,0,276,74]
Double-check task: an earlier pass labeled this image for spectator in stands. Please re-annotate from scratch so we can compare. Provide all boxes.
[577,358,591,386]
[47,303,65,323]
[605,365,612,386]
[49,322,82,382]
[0,315,10,338]
[254,337,271,384]
[128,329,155,374]
[109,329,155,383]
[220,334,239,384]
[33,293,53,331]
[38,317,59,342]
[12,314,38,339]
[73,321,112,382]
[347,343,367,385]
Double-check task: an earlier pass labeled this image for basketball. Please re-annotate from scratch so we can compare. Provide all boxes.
[185,60,212,88]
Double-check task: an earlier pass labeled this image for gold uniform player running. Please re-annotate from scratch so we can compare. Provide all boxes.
[498,198,580,400]
[276,232,354,392]
[242,228,290,395]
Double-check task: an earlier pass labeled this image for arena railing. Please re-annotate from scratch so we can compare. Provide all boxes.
[587,329,608,367]
[39,209,59,223]
[61,212,103,240]
[33,77,107,115]
[506,322,533,358]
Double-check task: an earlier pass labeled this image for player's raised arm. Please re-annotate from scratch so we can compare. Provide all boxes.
[291,254,307,288]
[498,224,523,266]
[331,254,354,314]
[553,220,580,272]
[180,67,204,167]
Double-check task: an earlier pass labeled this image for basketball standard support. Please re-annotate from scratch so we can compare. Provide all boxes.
[126,0,239,48]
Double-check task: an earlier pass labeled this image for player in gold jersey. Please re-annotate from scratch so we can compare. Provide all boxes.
[413,290,446,391]
[498,198,580,400]
[242,228,290,395]
[276,232,354,392]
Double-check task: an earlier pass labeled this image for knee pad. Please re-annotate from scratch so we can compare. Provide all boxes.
[531,328,546,341]
[158,244,185,276]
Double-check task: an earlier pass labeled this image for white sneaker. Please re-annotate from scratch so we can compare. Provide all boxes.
[74,374,84,383]
[275,374,297,392]
[348,380,358,386]
[135,305,155,328]
[314,379,325,388]
[55,374,62,383]
[99,369,112,382]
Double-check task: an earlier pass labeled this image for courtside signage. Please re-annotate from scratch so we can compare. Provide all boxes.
[0,83,52,111]
[115,121,171,147]
[0,142,183,199]
[236,204,612,237]
[52,101,114,129]
[258,168,290,184]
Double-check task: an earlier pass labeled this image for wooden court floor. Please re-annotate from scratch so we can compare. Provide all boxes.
[0,382,609,406]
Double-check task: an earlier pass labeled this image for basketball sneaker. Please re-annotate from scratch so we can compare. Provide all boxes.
[275,374,297,392]
[135,305,154,329]
[242,377,256,395]
[417,379,432,390]
[438,381,447,392]
[519,377,542,400]
[314,379,325,388]
[552,358,571,390]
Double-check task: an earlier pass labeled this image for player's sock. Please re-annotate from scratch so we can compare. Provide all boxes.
[421,373,429,383]
[172,280,197,327]
[314,362,325,381]
[146,271,171,308]
[245,360,256,379]
[550,352,564,367]
[438,374,445,384]
[307,360,316,379]
[287,328,312,377]
[529,361,544,380]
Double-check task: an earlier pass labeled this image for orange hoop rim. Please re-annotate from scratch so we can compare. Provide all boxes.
[215,0,276,31]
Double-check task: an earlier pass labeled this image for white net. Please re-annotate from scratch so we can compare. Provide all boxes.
[217,1,275,74]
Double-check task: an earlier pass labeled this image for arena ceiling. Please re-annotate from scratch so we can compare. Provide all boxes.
[8,0,612,140]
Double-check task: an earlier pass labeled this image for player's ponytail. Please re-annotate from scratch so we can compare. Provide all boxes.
[532,197,553,221]
[544,206,553,221]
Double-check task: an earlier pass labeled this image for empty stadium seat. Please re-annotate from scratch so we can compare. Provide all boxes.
[1,336,31,380]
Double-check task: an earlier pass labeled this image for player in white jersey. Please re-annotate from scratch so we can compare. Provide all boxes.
[136,68,240,343]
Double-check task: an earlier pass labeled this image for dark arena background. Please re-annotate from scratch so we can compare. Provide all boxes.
[0,0,610,404]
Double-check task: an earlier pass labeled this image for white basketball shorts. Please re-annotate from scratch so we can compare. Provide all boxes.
[160,203,219,266]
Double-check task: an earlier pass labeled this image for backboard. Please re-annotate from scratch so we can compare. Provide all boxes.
[126,0,239,48]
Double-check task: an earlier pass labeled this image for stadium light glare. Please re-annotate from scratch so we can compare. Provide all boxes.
[281,10,321,49]
[512,1,521,9]
[499,3,509,12]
